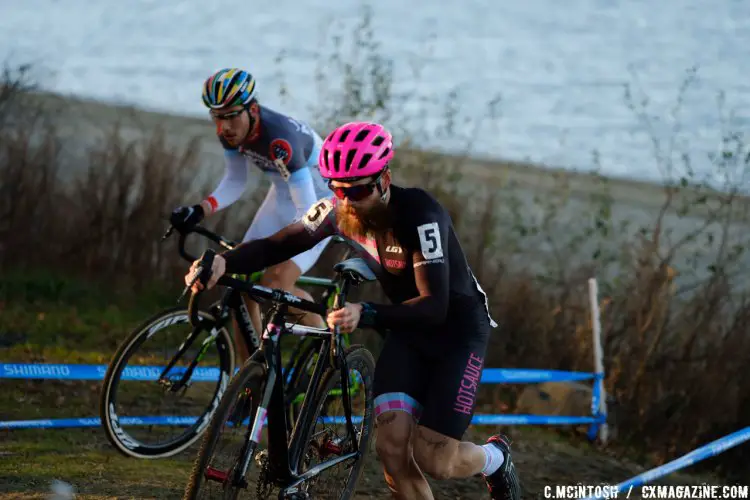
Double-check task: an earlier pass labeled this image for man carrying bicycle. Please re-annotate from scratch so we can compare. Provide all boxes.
[170,68,331,359]
[186,121,521,499]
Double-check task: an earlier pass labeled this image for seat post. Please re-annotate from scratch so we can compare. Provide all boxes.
[332,276,350,311]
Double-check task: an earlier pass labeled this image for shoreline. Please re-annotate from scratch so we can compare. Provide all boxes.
[28,89,749,215]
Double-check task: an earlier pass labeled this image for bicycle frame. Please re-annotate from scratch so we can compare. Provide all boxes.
[156,224,350,392]
[190,270,363,495]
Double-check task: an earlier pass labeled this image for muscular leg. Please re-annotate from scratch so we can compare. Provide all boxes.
[411,425,486,480]
[230,262,322,366]
[231,227,329,366]
[241,260,325,358]
[234,186,275,365]
[409,316,509,483]
[371,332,437,499]
[375,411,433,500]
[289,285,326,328]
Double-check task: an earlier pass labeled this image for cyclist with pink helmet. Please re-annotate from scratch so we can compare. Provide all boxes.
[186,121,522,499]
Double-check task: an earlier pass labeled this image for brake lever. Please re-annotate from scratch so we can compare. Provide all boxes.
[178,264,202,303]
[177,248,216,303]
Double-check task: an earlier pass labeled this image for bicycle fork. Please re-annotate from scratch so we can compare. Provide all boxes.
[158,319,221,392]
[231,318,290,488]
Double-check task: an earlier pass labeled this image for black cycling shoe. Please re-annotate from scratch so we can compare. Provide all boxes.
[483,434,521,500]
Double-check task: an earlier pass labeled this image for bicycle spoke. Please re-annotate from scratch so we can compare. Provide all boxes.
[292,347,374,500]
[101,307,234,458]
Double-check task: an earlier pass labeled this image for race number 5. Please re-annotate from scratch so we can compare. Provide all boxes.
[417,222,443,259]
[303,199,333,232]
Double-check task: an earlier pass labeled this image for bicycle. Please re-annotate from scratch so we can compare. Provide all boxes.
[99,224,359,460]
[183,248,375,499]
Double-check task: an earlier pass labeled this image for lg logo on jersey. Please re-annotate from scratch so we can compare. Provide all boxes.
[384,244,406,270]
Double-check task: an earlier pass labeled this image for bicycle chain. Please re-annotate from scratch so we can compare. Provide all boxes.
[255,450,272,499]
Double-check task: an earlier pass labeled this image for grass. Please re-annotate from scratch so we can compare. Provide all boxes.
[0,271,735,496]
[0,367,193,498]
[0,270,181,363]
[0,412,732,499]
[0,431,192,499]
[0,275,738,496]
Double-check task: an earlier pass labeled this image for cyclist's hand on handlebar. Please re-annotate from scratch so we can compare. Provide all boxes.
[326,302,362,333]
[170,204,205,233]
[185,254,226,293]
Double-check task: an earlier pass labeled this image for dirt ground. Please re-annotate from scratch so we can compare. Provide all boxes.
[0,421,728,500]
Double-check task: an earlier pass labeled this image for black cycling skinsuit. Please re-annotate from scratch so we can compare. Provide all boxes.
[221,185,497,440]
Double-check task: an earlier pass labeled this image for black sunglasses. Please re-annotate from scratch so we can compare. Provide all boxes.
[328,173,383,201]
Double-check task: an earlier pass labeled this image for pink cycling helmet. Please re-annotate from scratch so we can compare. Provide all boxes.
[318,122,394,180]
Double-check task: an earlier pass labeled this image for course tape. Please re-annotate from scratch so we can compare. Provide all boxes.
[0,413,605,430]
[581,426,750,500]
[0,363,599,384]
[1,363,604,431]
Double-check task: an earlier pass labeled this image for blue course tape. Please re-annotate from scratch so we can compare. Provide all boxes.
[0,363,221,382]
[0,416,197,430]
[0,363,598,384]
[1,363,604,432]
[581,426,750,500]
[1,413,603,430]
[472,414,605,426]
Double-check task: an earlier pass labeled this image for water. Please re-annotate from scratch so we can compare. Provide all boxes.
[1,0,748,185]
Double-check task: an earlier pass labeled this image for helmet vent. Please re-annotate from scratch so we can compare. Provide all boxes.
[359,154,373,170]
[346,150,357,171]
[333,151,342,172]
[379,147,391,159]
[354,129,370,142]
[372,135,384,146]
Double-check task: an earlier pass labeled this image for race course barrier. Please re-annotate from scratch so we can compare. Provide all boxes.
[581,426,750,500]
[1,278,608,440]
[0,365,606,430]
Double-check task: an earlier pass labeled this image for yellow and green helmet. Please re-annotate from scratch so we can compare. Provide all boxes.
[202,68,257,109]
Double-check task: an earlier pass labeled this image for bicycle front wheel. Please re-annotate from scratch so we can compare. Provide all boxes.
[184,358,266,500]
[284,337,322,431]
[293,345,375,499]
[100,305,235,459]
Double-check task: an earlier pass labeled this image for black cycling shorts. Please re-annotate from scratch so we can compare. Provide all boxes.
[372,306,493,441]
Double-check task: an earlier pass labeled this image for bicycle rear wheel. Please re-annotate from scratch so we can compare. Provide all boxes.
[293,345,375,499]
[100,305,235,459]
